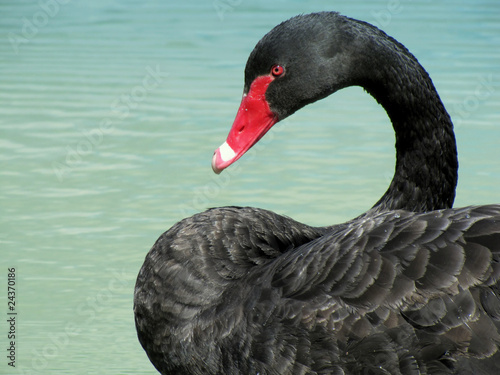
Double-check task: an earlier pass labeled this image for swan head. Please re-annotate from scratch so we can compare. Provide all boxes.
[212,12,377,174]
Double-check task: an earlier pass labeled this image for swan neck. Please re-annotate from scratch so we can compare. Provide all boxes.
[355,29,458,212]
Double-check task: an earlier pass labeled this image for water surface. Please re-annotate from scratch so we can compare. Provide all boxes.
[1,0,499,373]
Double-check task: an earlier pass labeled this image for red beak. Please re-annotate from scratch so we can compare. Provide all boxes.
[212,75,279,174]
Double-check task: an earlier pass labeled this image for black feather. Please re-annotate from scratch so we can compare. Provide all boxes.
[134,12,499,375]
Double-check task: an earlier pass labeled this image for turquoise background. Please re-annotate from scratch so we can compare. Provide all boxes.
[1,0,499,373]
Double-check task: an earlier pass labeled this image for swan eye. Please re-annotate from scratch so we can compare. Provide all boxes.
[271,64,285,77]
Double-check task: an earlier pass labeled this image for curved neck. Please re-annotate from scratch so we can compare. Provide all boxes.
[350,22,458,213]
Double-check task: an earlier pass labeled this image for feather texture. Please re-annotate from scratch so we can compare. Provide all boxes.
[135,206,500,374]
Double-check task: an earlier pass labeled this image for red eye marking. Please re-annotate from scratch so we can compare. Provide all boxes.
[271,64,285,77]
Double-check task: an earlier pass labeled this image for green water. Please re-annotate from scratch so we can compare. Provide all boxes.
[1,0,499,373]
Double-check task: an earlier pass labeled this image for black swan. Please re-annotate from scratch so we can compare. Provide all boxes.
[134,12,500,374]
